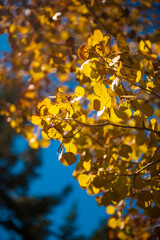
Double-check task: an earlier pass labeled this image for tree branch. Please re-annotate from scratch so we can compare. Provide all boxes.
[129,81,160,98]
[63,126,84,139]
[67,118,159,135]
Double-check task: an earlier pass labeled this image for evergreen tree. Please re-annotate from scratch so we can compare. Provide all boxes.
[0,116,71,240]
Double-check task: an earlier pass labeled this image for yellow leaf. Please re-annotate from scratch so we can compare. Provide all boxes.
[136,70,141,82]
[116,61,122,75]
[9,104,16,113]
[82,160,91,171]
[94,29,103,43]
[37,98,51,110]
[92,186,100,194]
[75,86,85,97]
[31,114,41,125]
[42,130,50,140]
[146,81,155,91]
[62,122,72,131]
[39,139,50,148]
[58,87,64,93]
[94,82,107,97]
[25,91,35,99]
[114,107,132,122]
[133,110,145,121]
[63,141,77,154]
[95,44,103,56]
[106,206,115,215]
[109,108,123,123]
[149,118,158,131]
[39,105,48,116]
[9,24,16,33]
[87,35,97,48]
[83,63,92,78]
[10,120,17,128]
[139,40,151,52]
[29,138,39,149]
[47,127,61,139]
[77,174,89,187]
[48,104,59,115]
[78,44,89,60]
[60,152,77,166]
[108,218,117,229]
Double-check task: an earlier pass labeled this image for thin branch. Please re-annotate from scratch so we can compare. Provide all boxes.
[148,145,160,163]
[86,133,104,147]
[129,81,160,98]
[67,118,159,135]
[106,156,160,177]
[120,95,137,99]
[131,173,136,197]
[118,74,160,98]
[135,158,160,175]
[63,126,84,139]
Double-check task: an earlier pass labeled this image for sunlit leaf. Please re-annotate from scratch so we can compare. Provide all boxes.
[31,114,41,125]
[93,29,103,43]
[139,40,151,52]
[106,206,116,215]
[136,70,141,82]
[78,44,89,60]
[77,174,89,187]
[75,86,85,97]
[48,104,59,115]
[94,81,107,97]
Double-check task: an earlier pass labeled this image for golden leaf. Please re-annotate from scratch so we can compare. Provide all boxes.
[78,44,89,60]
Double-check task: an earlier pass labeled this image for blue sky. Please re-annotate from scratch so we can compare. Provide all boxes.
[12,135,107,239]
[0,33,108,239]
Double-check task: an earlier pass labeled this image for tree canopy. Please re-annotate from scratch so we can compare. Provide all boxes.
[0,0,160,239]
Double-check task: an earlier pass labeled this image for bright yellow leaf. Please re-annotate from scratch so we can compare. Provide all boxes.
[31,114,41,125]
[106,206,116,215]
[77,174,89,187]
[75,86,85,97]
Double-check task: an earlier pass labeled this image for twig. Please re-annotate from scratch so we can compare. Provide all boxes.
[67,118,159,135]
[148,145,160,163]
[129,81,160,98]
[107,158,160,177]
[63,126,84,139]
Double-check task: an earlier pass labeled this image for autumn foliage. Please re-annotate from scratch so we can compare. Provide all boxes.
[1,0,160,239]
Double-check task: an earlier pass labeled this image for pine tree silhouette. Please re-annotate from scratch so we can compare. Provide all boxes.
[0,116,71,240]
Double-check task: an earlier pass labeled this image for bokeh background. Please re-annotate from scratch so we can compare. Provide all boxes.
[0,32,107,240]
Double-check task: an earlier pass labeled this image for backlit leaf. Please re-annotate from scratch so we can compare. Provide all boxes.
[139,40,151,52]
[136,70,141,82]
[78,44,89,60]
[31,114,41,125]
[106,206,115,215]
[94,82,107,97]
[75,86,85,97]
[93,29,103,43]
[77,174,89,187]
[48,104,59,115]
[47,127,61,139]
